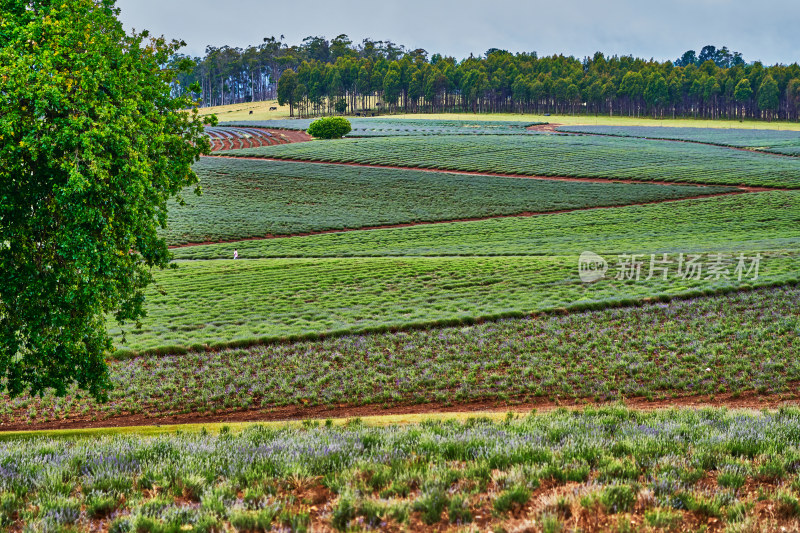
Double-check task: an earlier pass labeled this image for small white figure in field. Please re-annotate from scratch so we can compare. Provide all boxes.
[233,249,238,260]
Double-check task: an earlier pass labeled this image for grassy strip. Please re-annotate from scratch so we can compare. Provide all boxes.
[220,134,800,189]
[558,124,800,156]
[163,158,732,246]
[104,253,799,356]
[6,408,800,531]
[172,191,800,260]
[5,283,799,426]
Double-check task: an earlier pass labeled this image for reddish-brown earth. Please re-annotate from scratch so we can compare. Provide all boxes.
[4,388,798,432]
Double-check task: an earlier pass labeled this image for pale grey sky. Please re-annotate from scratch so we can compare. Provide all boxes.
[116,0,800,65]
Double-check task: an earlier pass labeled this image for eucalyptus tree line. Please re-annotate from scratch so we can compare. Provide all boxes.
[175,38,800,121]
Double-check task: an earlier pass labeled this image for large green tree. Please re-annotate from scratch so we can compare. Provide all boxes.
[757,75,780,119]
[277,69,299,116]
[733,78,753,119]
[0,0,211,399]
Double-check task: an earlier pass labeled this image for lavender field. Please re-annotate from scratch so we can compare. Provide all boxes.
[5,408,800,531]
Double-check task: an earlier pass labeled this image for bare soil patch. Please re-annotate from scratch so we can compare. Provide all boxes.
[4,388,798,432]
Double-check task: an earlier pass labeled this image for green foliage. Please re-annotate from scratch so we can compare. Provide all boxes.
[85,491,118,519]
[448,494,472,523]
[599,458,640,482]
[734,78,754,103]
[758,75,780,113]
[173,190,799,261]
[412,488,449,524]
[229,507,277,532]
[0,0,210,399]
[493,485,531,513]
[277,69,299,116]
[307,117,352,139]
[644,508,682,529]
[7,282,800,424]
[541,513,564,533]
[600,484,637,513]
[223,117,544,136]
[105,251,798,356]
[331,495,356,530]
[775,490,800,517]
[4,409,800,529]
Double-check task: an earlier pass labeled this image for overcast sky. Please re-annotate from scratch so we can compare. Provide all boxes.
[115,0,800,65]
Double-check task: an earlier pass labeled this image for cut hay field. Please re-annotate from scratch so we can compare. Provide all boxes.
[163,158,736,245]
[221,134,800,188]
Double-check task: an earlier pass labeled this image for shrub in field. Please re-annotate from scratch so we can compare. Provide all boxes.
[413,488,449,524]
[493,485,531,513]
[600,484,637,513]
[448,494,473,523]
[307,117,352,139]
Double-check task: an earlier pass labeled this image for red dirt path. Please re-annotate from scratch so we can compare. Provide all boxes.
[3,389,798,432]
[207,128,312,151]
[527,123,564,133]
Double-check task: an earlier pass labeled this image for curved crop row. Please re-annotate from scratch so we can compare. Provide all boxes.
[220,134,800,188]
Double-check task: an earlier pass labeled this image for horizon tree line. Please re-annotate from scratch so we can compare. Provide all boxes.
[172,37,800,121]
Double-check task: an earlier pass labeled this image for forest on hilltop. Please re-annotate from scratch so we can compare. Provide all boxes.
[171,37,800,120]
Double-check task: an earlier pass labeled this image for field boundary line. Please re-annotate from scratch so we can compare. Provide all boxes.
[204,154,791,191]
[110,277,799,360]
[4,389,797,435]
[552,125,800,158]
[167,189,767,249]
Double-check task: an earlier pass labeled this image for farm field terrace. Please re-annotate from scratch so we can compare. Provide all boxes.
[116,190,800,354]
[106,250,799,355]
[2,285,799,427]
[172,190,800,260]
[7,408,800,532]
[220,133,800,189]
[164,158,737,245]
[221,118,545,136]
[558,125,800,156]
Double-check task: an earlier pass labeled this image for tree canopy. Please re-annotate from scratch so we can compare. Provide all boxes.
[0,0,211,399]
[307,117,352,139]
[172,37,800,121]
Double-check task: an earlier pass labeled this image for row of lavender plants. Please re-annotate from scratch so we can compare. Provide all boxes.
[2,286,797,426]
[4,407,800,531]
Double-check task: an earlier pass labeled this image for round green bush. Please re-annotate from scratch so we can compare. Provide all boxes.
[307,117,352,139]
